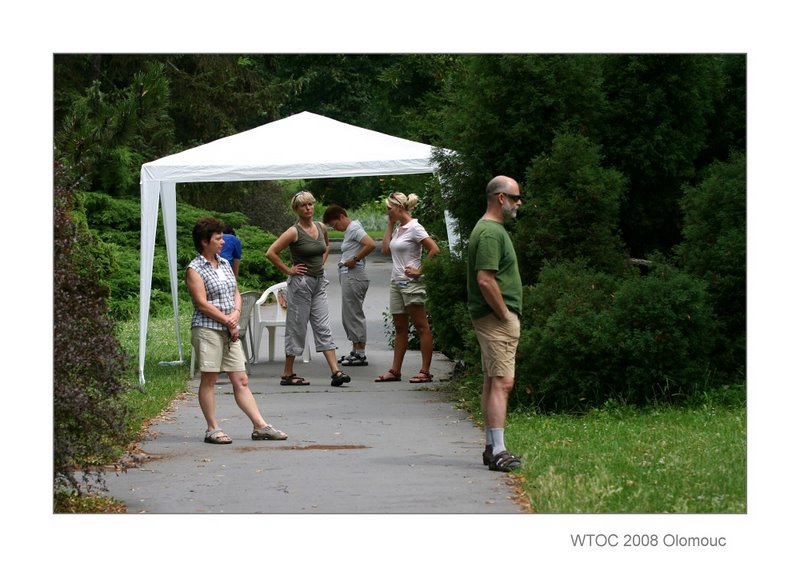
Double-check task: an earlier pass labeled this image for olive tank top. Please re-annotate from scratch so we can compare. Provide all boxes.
[289,221,326,277]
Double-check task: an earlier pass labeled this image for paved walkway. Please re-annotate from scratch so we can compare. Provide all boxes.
[103,244,525,513]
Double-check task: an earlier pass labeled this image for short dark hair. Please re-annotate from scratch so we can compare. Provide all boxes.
[192,216,225,252]
[322,205,348,224]
[223,225,236,236]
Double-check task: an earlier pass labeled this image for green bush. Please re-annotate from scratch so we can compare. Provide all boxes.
[516,259,717,411]
[349,199,390,232]
[515,132,627,283]
[423,247,480,363]
[178,180,296,236]
[230,224,283,293]
[54,162,131,495]
[609,259,718,403]
[80,193,285,320]
[517,260,620,411]
[675,152,746,380]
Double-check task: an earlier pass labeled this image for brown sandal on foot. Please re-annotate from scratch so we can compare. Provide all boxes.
[409,370,433,383]
[375,369,402,382]
[280,373,310,386]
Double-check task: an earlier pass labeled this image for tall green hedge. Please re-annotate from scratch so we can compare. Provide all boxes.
[516,259,717,411]
[80,192,285,320]
[675,152,746,381]
[428,252,721,412]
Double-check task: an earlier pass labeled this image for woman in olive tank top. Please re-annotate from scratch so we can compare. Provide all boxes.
[266,191,351,387]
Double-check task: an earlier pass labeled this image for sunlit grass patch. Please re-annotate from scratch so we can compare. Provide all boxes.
[505,404,746,513]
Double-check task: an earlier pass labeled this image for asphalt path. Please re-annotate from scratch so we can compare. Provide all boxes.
[103,241,525,514]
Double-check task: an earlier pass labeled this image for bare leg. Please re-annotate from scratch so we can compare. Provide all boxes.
[482,374,515,428]
[407,304,433,373]
[199,372,220,430]
[228,371,267,429]
[322,349,340,373]
[391,313,410,372]
[282,354,295,377]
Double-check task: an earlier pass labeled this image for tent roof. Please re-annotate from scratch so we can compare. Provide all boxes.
[141,111,441,184]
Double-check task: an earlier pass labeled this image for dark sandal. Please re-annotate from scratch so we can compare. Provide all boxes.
[375,369,402,382]
[331,370,351,387]
[340,352,368,366]
[488,450,522,472]
[409,370,433,383]
[280,373,310,386]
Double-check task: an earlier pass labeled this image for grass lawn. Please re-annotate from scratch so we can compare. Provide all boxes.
[114,309,194,441]
[504,403,746,513]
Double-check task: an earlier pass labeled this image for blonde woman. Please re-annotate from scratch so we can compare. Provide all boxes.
[266,191,351,387]
[376,192,440,383]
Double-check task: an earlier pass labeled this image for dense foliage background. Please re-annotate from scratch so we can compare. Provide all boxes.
[53,54,746,491]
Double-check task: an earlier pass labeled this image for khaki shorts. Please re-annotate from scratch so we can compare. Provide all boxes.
[191,326,246,373]
[389,280,427,314]
[472,312,520,378]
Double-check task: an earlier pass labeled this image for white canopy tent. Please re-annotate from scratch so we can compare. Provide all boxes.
[138,111,457,385]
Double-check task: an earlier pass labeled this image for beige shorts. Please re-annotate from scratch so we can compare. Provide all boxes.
[389,280,427,314]
[472,312,520,378]
[191,326,246,373]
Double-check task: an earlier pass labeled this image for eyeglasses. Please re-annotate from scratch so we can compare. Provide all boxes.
[494,192,522,202]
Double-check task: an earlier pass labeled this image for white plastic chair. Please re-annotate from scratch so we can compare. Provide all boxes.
[252,281,311,363]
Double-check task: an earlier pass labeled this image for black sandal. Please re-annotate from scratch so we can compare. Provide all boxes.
[331,370,351,387]
[280,373,310,386]
[488,450,522,472]
[483,445,493,466]
[340,352,368,366]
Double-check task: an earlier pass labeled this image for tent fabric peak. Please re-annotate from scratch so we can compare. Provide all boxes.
[141,111,439,183]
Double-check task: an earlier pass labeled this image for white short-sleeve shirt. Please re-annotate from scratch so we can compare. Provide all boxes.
[388,219,429,282]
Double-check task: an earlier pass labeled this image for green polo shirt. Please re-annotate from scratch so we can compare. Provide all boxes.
[467,219,523,320]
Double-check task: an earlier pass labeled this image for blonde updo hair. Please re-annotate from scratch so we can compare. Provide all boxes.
[385,191,419,212]
[291,190,316,211]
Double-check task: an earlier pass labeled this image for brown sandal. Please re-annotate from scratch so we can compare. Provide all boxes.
[280,373,310,386]
[409,370,433,383]
[375,369,402,382]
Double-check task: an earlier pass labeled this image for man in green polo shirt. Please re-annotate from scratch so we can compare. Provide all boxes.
[467,175,524,472]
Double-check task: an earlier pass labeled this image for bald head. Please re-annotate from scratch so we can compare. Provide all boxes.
[486,175,518,199]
